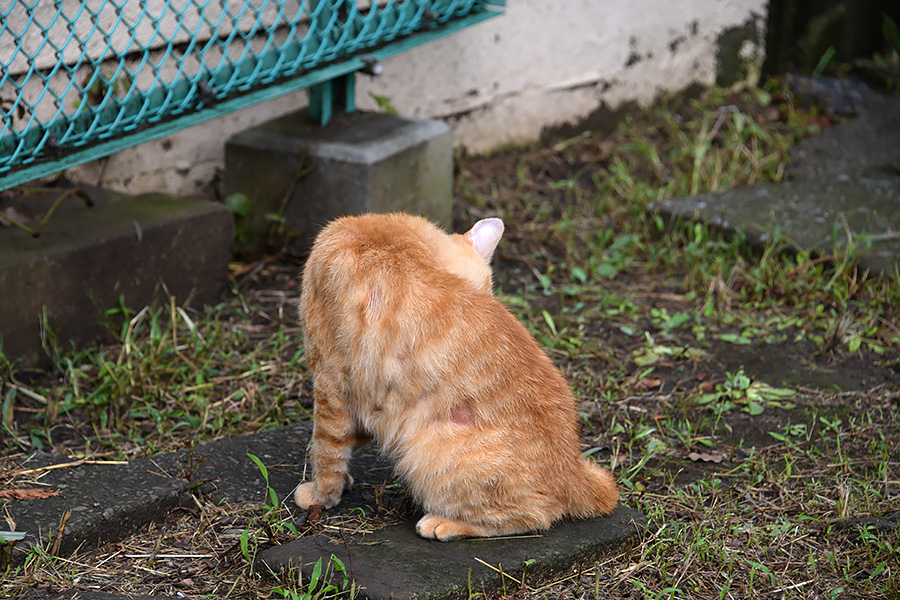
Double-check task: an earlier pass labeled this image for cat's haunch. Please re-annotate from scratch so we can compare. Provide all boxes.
[294,212,618,540]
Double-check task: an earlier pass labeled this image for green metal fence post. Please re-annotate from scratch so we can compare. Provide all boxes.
[308,72,355,126]
[340,72,356,115]
[308,80,333,125]
[307,0,355,125]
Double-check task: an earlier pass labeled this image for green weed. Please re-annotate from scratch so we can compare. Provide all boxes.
[270,554,354,599]
[694,368,797,415]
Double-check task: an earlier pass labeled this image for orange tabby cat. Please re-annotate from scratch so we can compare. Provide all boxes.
[293,212,618,540]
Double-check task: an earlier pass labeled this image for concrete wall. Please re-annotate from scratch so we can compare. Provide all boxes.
[67,0,768,197]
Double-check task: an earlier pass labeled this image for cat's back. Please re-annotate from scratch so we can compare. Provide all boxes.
[300,214,466,363]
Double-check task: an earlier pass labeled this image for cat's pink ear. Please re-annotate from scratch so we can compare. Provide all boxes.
[465,218,504,263]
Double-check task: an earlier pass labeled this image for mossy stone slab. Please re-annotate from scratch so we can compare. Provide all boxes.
[653,173,900,275]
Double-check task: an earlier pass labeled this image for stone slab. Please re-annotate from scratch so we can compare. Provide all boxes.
[4,421,394,565]
[21,590,174,600]
[4,423,312,563]
[256,506,645,600]
[7,450,191,560]
[652,92,900,276]
[0,187,234,367]
[787,94,900,181]
[6,421,644,600]
[653,173,900,276]
[188,421,397,511]
[224,110,453,256]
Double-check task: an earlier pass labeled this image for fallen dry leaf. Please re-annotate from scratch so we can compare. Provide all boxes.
[0,488,60,500]
[760,106,781,123]
[638,377,662,390]
[688,451,725,464]
[304,504,324,526]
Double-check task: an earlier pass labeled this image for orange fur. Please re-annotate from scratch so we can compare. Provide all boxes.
[293,213,618,540]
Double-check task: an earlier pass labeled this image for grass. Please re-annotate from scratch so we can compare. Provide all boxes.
[2,270,309,459]
[2,84,900,599]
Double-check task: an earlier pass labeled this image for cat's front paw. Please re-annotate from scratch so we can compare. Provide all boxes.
[293,482,325,509]
[416,513,476,541]
[293,473,353,509]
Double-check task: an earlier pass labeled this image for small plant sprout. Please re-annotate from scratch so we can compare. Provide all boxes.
[694,368,796,415]
[271,554,353,600]
[247,452,299,541]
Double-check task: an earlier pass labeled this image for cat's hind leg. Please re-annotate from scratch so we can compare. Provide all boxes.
[415,514,485,541]
[415,509,552,541]
[293,376,359,509]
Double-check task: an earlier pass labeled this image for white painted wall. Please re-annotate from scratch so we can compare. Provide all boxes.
[66,0,767,196]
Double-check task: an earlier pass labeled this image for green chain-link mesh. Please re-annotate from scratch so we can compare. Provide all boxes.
[0,0,500,188]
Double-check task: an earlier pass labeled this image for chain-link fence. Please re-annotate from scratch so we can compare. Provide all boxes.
[0,0,501,189]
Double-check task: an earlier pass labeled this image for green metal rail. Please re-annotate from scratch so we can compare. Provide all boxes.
[0,0,502,191]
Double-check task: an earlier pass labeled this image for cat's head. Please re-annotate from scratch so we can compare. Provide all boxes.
[442,218,504,293]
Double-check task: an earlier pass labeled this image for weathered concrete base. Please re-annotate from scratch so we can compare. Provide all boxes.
[0,187,234,367]
[257,506,645,600]
[224,110,453,256]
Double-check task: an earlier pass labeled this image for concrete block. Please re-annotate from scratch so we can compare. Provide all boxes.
[0,187,234,367]
[224,110,453,256]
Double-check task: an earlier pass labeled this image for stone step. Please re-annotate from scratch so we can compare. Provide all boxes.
[257,506,644,600]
